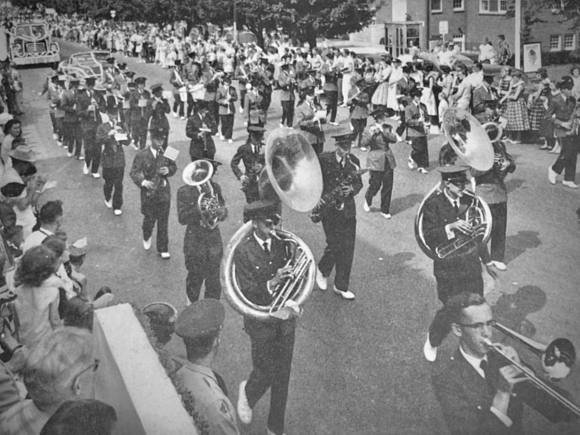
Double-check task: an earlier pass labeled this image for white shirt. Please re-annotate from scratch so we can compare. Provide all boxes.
[253,231,271,252]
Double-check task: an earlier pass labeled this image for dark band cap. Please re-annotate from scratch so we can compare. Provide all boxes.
[332,132,356,149]
[69,79,80,86]
[85,77,96,85]
[484,99,498,109]
[125,71,136,78]
[439,164,470,182]
[248,125,266,134]
[175,299,225,340]
[135,77,147,84]
[150,82,163,93]
[106,57,115,64]
[118,63,127,70]
[188,51,197,58]
[149,127,167,139]
[409,88,423,98]
[244,199,280,222]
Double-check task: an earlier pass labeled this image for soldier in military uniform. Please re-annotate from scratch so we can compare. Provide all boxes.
[234,200,298,435]
[177,160,227,303]
[129,77,151,150]
[314,133,363,301]
[230,126,266,204]
[130,128,177,259]
[147,83,171,150]
[174,299,240,435]
[77,77,105,178]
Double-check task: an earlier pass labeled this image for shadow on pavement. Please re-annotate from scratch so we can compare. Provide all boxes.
[493,285,547,338]
[390,193,424,216]
[504,230,541,264]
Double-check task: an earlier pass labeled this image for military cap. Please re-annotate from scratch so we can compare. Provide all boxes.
[187,51,197,58]
[85,77,96,86]
[301,86,315,96]
[117,62,127,70]
[149,127,167,140]
[243,199,280,223]
[69,78,80,86]
[174,59,182,66]
[332,132,356,149]
[150,82,164,93]
[175,299,225,340]
[135,76,147,85]
[125,71,136,78]
[409,87,423,98]
[50,74,59,82]
[106,57,116,65]
[221,74,232,82]
[248,125,266,135]
[438,164,470,183]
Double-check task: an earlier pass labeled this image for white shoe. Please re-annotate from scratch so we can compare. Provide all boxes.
[114,209,122,216]
[315,267,327,290]
[360,147,367,151]
[77,156,85,161]
[228,139,233,144]
[280,123,284,128]
[381,213,392,219]
[424,334,437,362]
[104,198,113,208]
[396,134,403,142]
[219,134,225,141]
[132,143,140,150]
[172,112,178,118]
[418,167,428,174]
[363,201,370,212]
[160,252,170,259]
[492,261,507,271]
[143,237,152,251]
[563,180,579,189]
[329,121,339,126]
[83,163,89,175]
[57,141,63,146]
[333,286,355,300]
[67,152,73,157]
[407,157,417,170]
[237,381,252,424]
[266,428,285,435]
[52,133,58,140]
[548,166,557,185]
[180,116,186,120]
[92,172,101,179]
[550,145,561,154]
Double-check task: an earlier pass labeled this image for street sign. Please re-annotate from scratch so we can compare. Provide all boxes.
[439,21,448,35]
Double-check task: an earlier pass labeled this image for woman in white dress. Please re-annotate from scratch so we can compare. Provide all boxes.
[371,58,391,109]
[386,59,403,116]
[421,63,439,132]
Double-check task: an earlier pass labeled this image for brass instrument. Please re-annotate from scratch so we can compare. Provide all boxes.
[182,160,223,229]
[415,108,494,260]
[221,128,323,321]
[146,152,167,198]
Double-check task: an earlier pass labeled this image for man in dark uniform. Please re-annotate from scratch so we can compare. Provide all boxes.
[77,77,105,178]
[362,108,398,218]
[130,128,177,259]
[243,75,266,129]
[422,165,485,362]
[174,299,240,435]
[97,104,131,216]
[147,83,171,150]
[61,78,83,159]
[406,87,430,173]
[234,200,298,435]
[129,77,150,150]
[432,292,578,435]
[320,53,339,126]
[177,160,227,303]
[230,126,266,204]
[314,132,363,301]
[186,100,217,162]
[277,59,296,128]
[216,75,238,144]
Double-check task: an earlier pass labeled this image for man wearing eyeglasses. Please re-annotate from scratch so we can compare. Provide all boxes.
[421,164,485,362]
[431,292,578,435]
[234,200,297,435]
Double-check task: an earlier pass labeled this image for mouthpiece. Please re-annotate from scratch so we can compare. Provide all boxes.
[269,230,282,241]
[482,338,494,348]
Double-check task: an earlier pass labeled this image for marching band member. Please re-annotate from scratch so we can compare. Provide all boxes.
[61,78,83,159]
[186,100,217,162]
[362,108,397,218]
[320,52,340,126]
[182,52,201,118]
[129,77,151,150]
[230,126,266,204]
[244,74,266,129]
[277,59,296,128]
[234,200,298,435]
[234,54,251,114]
[314,132,363,301]
[216,74,238,144]
[147,83,171,150]
[405,88,430,174]
[177,160,227,303]
[97,103,131,216]
[77,77,105,178]
[130,128,177,259]
[170,59,187,119]
[348,77,370,149]
[296,87,325,155]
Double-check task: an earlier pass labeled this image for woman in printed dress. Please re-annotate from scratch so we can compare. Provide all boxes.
[500,70,529,144]
[528,68,551,147]
[371,59,391,110]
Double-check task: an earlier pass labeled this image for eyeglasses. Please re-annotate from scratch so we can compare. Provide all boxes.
[263,218,279,227]
[457,320,495,333]
[76,358,100,379]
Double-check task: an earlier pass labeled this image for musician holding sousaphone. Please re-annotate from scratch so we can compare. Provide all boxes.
[177,159,227,304]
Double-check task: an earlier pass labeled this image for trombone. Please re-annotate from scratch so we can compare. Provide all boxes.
[483,322,580,418]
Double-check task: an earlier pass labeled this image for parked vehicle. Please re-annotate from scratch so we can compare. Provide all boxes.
[10,21,60,66]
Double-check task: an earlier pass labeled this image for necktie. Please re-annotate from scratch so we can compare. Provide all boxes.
[263,241,270,255]
[453,200,459,213]
[340,157,345,169]
[480,359,494,393]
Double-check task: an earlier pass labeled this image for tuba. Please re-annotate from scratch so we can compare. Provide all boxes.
[182,160,223,229]
[415,108,494,260]
[221,128,323,321]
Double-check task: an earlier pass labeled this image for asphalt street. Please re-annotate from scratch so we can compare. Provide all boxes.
[18,39,580,434]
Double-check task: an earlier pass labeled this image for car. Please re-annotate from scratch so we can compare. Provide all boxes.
[58,51,111,86]
[10,21,60,66]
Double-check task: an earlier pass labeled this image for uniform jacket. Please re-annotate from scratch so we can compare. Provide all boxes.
[176,361,239,435]
[243,90,266,124]
[96,121,130,168]
[405,101,428,138]
[185,112,217,160]
[544,93,576,138]
[295,101,325,145]
[129,88,151,121]
[230,141,265,180]
[234,64,251,88]
[318,151,363,219]
[360,127,397,171]
[113,72,128,95]
[320,63,338,92]
[348,86,369,119]
[169,68,186,93]
[146,97,171,131]
[130,147,177,212]
[60,89,78,123]
[216,85,238,115]
[277,71,296,101]
[76,89,105,129]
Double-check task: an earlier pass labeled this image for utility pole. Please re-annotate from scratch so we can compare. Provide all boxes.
[515,0,521,69]
[233,0,238,43]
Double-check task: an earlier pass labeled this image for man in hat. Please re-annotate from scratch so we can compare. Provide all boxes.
[244,74,266,129]
[174,300,240,435]
[186,100,217,162]
[314,132,363,301]
[296,86,325,154]
[277,59,296,128]
[103,57,117,91]
[320,52,339,126]
[362,108,397,218]
[177,159,227,303]
[77,77,105,178]
[216,75,238,143]
[170,59,187,119]
[61,78,83,159]
[234,200,298,435]
[231,126,266,204]
[147,83,171,150]
[130,127,177,259]
[97,104,131,216]
[340,49,355,108]
[405,87,430,173]
[234,55,251,114]
[129,77,151,150]
[348,76,370,149]
[472,75,496,124]
[255,57,274,113]
[422,164,485,361]
[182,52,201,118]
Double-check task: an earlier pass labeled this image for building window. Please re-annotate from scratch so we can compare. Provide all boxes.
[453,0,464,10]
[564,34,575,50]
[499,1,507,11]
[480,0,507,14]
[550,35,562,51]
[431,0,442,12]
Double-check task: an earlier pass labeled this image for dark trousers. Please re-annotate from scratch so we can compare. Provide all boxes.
[319,213,357,291]
[244,317,295,435]
[50,112,57,134]
[133,118,148,150]
[411,136,429,168]
[365,169,394,214]
[262,92,272,114]
[63,121,82,156]
[281,100,294,127]
[351,118,367,148]
[478,201,508,263]
[239,89,247,112]
[243,181,260,204]
[325,91,338,123]
[428,273,484,347]
[83,129,101,173]
[184,233,223,302]
[54,118,64,141]
[142,200,170,253]
[552,135,579,181]
[220,114,234,139]
[102,167,124,210]
[172,95,184,117]
[396,112,406,137]
[186,94,196,118]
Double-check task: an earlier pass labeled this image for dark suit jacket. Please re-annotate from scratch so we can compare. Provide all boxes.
[76,89,105,130]
[129,89,151,121]
[96,122,130,168]
[146,97,171,131]
[185,112,217,160]
[405,100,428,138]
[216,85,238,115]
[544,93,576,138]
[295,101,325,145]
[60,89,78,123]
[230,142,264,180]
[318,151,363,219]
[360,127,397,170]
[277,71,296,101]
[130,147,177,213]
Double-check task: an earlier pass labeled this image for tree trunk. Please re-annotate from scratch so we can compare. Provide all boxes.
[304,25,317,48]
